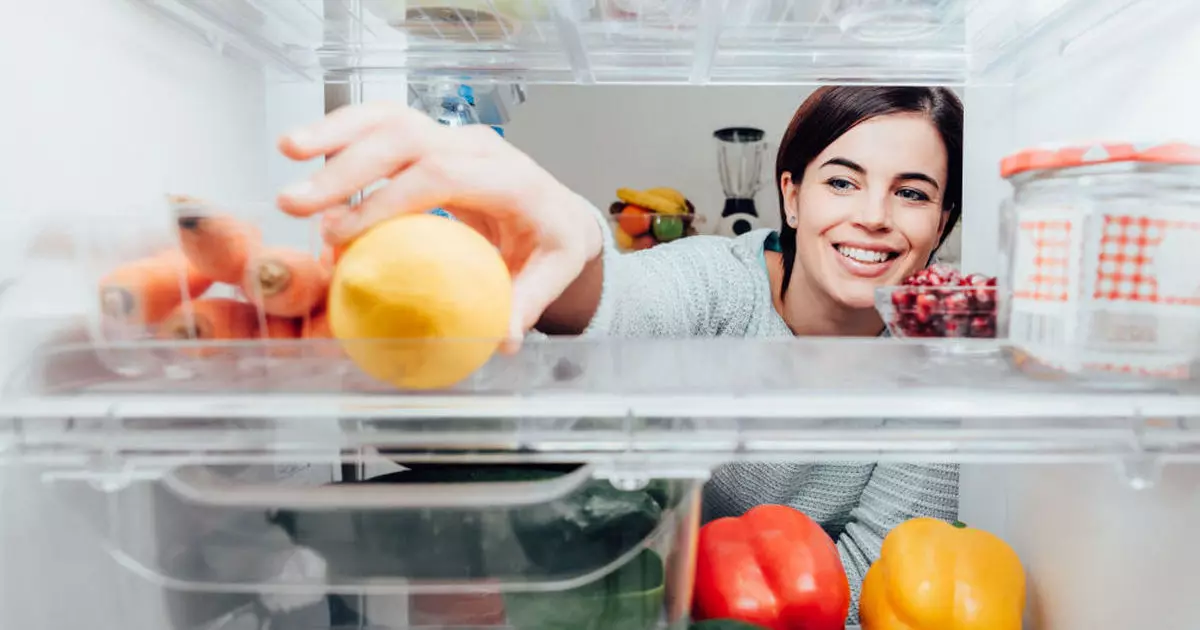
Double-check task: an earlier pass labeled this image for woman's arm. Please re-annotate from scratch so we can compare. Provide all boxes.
[536,204,756,338]
[837,463,960,622]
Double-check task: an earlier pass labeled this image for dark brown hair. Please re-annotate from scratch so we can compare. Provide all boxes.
[776,86,963,296]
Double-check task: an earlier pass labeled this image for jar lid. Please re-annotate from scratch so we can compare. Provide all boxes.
[1000,141,1200,178]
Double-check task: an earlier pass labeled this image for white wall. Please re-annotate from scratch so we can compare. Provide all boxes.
[958,7,1200,629]
[505,84,964,263]
[506,85,807,233]
[0,1,273,629]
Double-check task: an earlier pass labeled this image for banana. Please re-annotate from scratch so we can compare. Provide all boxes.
[646,187,687,207]
[616,187,687,215]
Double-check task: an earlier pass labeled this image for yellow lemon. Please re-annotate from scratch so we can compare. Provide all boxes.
[328,214,512,390]
[613,225,635,250]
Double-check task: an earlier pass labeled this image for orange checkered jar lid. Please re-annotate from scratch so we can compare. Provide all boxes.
[1001,141,1200,179]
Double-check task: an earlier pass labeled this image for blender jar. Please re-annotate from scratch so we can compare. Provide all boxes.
[999,141,1200,381]
[713,127,768,236]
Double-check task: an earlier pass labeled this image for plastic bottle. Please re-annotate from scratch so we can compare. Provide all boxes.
[422,83,505,221]
[429,83,482,128]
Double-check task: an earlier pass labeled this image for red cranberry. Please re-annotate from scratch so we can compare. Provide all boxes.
[928,263,960,284]
[915,293,939,323]
[943,315,970,338]
[894,268,998,338]
[971,287,996,308]
[891,288,917,310]
[905,269,930,286]
[942,291,970,314]
[969,316,995,338]
[963,273,989,287]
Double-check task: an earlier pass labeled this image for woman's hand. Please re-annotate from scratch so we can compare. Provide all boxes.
[275,102,605,349]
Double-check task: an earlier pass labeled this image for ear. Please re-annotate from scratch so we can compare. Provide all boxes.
[780,171,799,210]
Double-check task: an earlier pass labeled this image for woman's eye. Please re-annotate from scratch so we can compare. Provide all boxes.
[826,178,856,191]
[897,188,931,202]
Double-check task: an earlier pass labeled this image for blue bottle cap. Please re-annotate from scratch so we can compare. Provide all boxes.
[457,84,475,106]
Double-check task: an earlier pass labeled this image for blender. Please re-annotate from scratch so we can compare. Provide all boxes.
[713,127,768,236]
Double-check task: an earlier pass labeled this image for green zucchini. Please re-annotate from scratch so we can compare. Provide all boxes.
[270,464,668,581]
[505,548,665,630]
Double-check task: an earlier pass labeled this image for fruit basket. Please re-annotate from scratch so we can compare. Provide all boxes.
[607,187,701,252]
[608,212,702,252]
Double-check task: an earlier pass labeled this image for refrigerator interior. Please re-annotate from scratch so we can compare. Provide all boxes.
[2,0,1200,629]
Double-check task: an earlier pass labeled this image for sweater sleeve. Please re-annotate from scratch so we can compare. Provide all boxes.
[580,205,760,338]
[837,463,960,622]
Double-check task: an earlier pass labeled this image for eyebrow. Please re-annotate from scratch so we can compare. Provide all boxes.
[820,157,941,191]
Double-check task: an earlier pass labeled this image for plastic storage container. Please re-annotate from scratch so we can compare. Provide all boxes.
[825,0,957,41]
[45,459,702,630]
[998,141,1200,381]
[368,0,560,42]
[80,196,328,379]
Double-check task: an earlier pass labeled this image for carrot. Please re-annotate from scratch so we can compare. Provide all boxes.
[301,309,341,358]
[263,316,300,340]
[99,250,213,325]
[242,247,330,317]
[172,196,262,284]
[302,309,332,338]
[263,315,302,358]
[157,298,259,357]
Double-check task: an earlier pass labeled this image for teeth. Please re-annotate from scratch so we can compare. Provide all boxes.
[837,245,891,264]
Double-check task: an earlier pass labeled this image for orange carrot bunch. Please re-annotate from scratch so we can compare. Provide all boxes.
[241,246,330,317]
[99,250,213,326]
[94,195,339,361]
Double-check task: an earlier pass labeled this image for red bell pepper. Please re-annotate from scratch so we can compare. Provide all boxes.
[692,504,850,630]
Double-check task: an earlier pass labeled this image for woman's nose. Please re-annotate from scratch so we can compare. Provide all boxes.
[854,193,891,231]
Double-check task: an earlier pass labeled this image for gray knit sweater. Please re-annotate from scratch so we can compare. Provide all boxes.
[579,220,959,622]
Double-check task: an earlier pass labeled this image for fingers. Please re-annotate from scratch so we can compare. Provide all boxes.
[280,127,429,217]
[508,250,581,342]
[278,101,426,161]
[499,252,575,357]
[277,103,439,217]
[319,161,455,245]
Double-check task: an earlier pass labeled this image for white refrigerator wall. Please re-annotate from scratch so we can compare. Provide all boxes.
[959,12,1200,630]
[0,0,271,628]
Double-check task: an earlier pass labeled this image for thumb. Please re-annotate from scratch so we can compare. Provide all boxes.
[499,250,578,355]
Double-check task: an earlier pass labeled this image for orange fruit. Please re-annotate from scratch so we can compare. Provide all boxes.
[328,215,512,390]
[617,205,652,236]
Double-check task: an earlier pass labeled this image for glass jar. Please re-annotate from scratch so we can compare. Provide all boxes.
[998,142,1200,382]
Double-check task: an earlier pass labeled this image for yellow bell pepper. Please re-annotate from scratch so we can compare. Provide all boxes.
[860,518,1026,630]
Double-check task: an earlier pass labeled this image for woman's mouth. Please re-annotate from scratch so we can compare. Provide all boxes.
[832,243,900,278]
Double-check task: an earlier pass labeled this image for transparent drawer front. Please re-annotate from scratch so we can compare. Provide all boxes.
[50,461,701,630]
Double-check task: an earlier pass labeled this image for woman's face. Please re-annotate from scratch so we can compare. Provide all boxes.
[781,112,949,310]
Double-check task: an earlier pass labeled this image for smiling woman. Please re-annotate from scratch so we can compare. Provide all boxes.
[275,86,965,623]
[773,86,962,335]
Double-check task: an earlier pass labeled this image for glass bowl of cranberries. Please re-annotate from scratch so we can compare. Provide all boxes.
[876,264,998,342]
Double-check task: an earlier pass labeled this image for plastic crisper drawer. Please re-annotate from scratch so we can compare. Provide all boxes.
[47,458,702,630]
